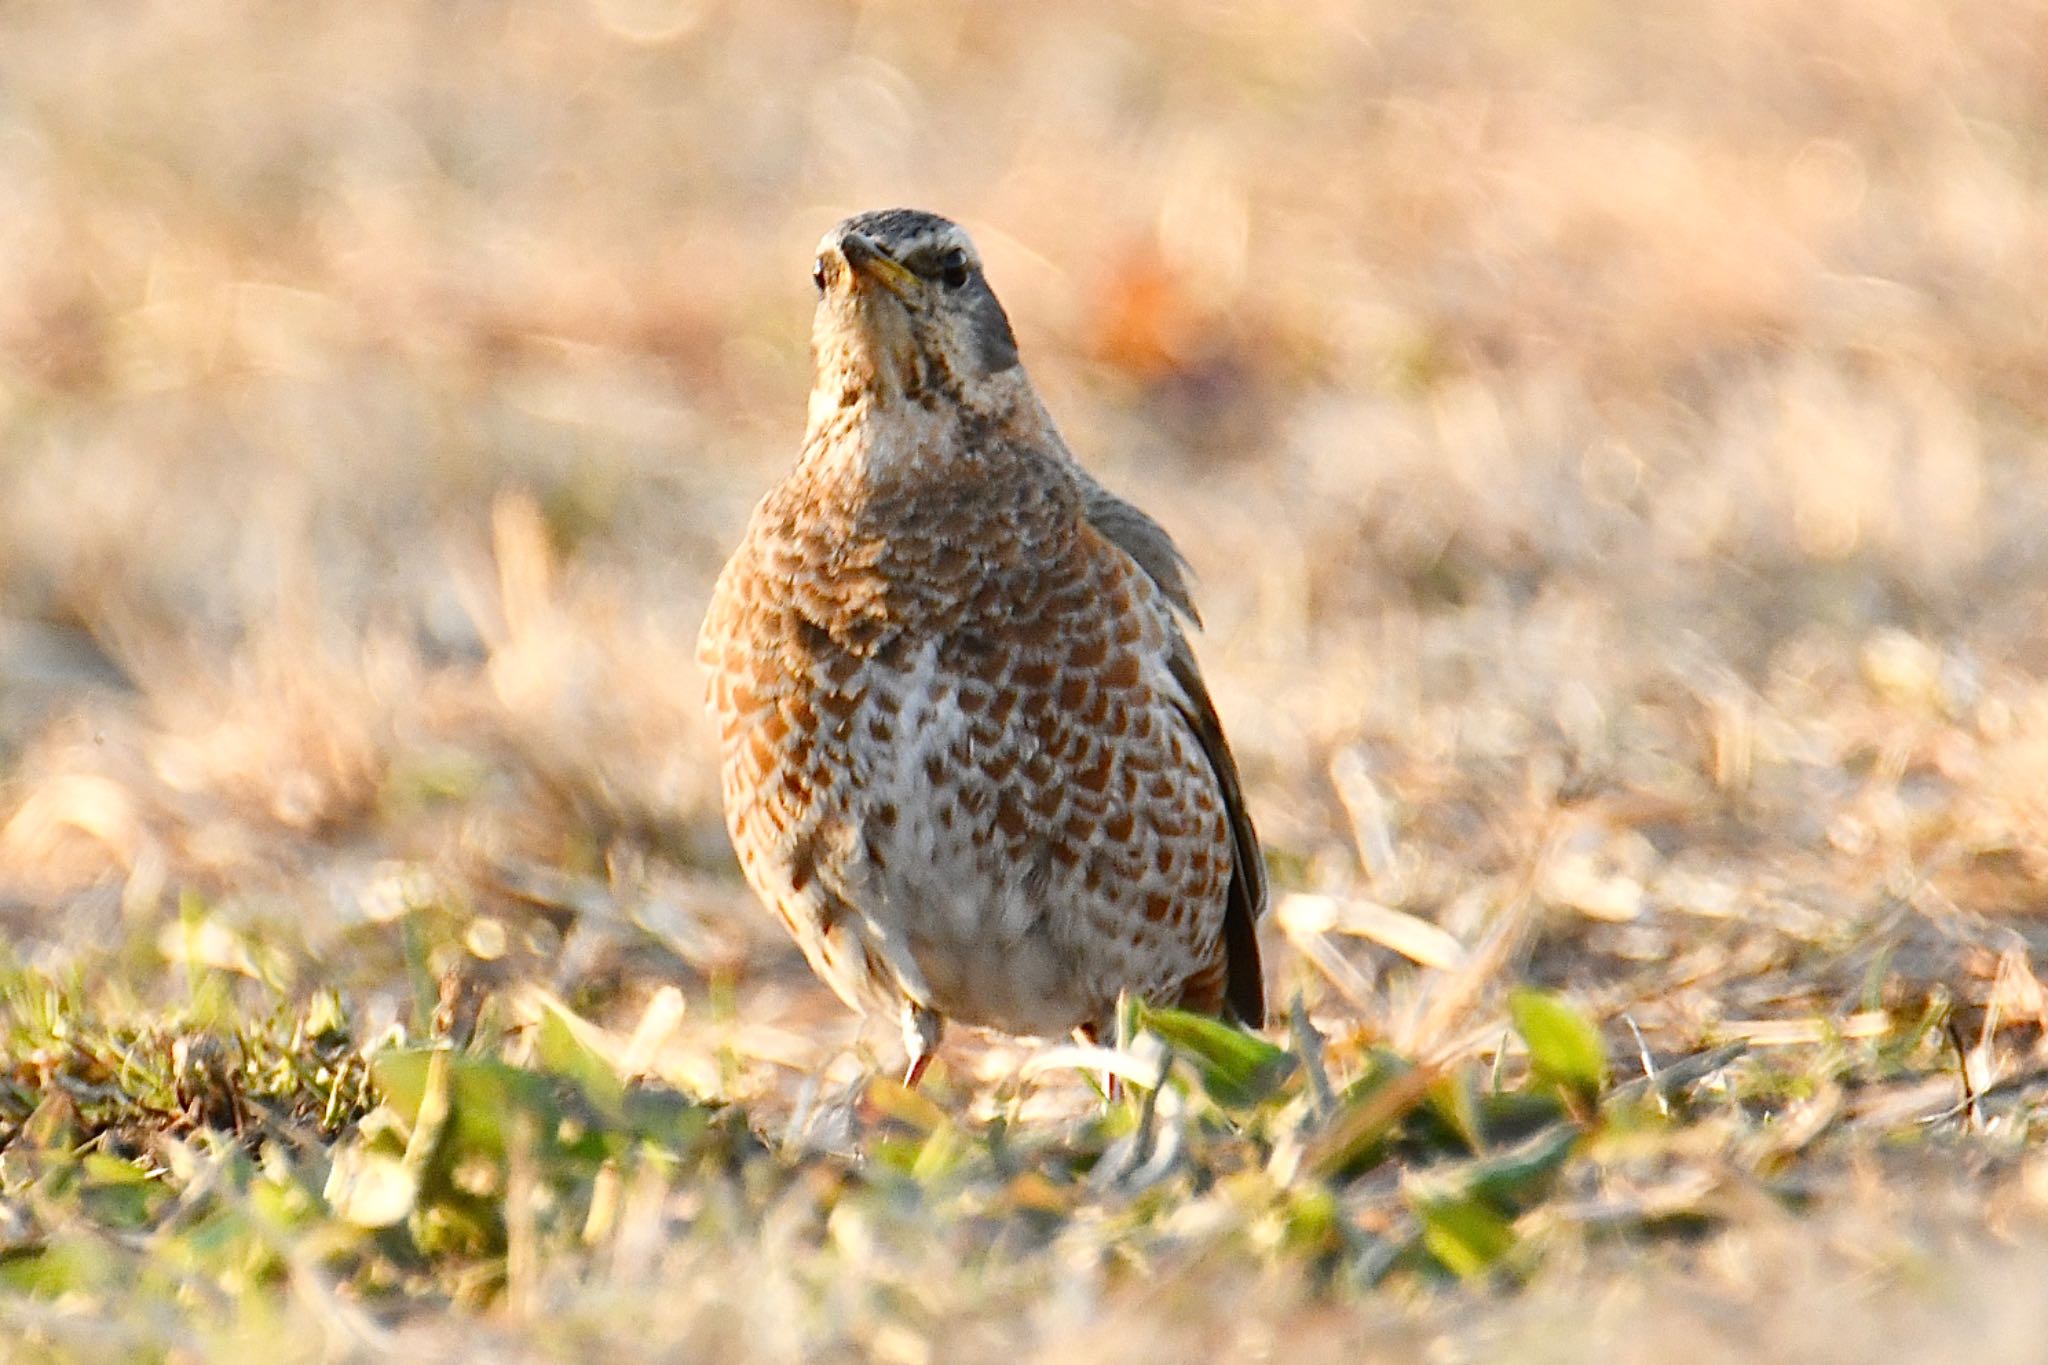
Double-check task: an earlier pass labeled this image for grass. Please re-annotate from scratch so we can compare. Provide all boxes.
[4,0,2048,1357]
[0,955,2032,1360]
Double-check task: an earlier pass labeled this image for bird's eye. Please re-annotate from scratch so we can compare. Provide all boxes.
[812,258,827,292]
[939,248,969,289]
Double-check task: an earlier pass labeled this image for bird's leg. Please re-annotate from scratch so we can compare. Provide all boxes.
[901,1001,943,1088]
[1073,1022,1123,1103]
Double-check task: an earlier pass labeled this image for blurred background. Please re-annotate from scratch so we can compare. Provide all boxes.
[2,0,2047,1095]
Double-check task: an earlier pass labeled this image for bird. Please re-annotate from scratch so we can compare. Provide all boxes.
[698,208,1265,1086]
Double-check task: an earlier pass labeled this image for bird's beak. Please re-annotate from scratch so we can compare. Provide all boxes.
[838,231,918,295]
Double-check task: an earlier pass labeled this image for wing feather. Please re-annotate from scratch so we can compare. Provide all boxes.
[1083,479,1266,1026]
[1076,470,1201,626]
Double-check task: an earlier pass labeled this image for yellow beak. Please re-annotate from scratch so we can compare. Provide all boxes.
[840,232,918,295]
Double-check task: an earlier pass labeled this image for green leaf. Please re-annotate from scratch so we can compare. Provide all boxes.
[910,1117,972,1183]
[1458,1123,1581,1216]
[249,1161,329,1233]
[1509,988,1609,1107]
[373,1047,561,1164]
[1413,1192,1517,1279]
[1138,1004,1298,1108]
[1406,1125,1579,1279]
[1424,1070,1486,1153]
[0,1239,114,1297]
[17,1090,79,1152]
[1473,1089,1571,1144]
[534,997,627,1119]
[77,1154,166,1230]
[372,1040,711,1184]
[620,1085,713,1151]
[1279,1187,1342,1258]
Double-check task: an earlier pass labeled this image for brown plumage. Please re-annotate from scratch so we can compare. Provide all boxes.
[698,208,1265,1082]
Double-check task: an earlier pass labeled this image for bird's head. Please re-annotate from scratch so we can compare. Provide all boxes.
[806,209,1025,428]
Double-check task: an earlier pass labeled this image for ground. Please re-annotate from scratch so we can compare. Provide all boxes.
[3,1,2048,1360]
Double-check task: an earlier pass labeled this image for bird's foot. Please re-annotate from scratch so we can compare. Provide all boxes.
[1073,1021,1124,1104]
[900,1001,943,1089]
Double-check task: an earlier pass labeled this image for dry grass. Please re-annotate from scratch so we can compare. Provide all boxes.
[3,0,2048,1358]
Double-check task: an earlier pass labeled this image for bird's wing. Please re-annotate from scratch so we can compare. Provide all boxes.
[1075,470,1201,627]
[1082,479,1266,1027]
